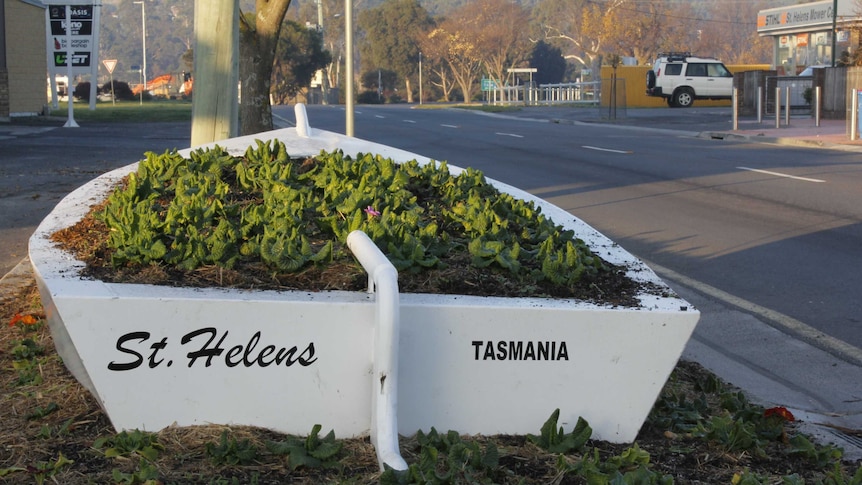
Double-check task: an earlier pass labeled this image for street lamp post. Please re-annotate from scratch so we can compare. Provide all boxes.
[345,0,354,136]
[419,52,422,105]
[133,1,147,98]
[316,0,328,104]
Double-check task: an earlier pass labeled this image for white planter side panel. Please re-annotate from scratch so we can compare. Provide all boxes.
[397,300,696,442]
[43,288,696,440]
[50,291,375,434]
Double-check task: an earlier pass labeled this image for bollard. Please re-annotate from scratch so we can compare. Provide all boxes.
[785,87,791,126]
[815,86,821,127]
[732,88,739,131]
[775,87,781,129]
[852,89,858,141]
[757,86,763,124]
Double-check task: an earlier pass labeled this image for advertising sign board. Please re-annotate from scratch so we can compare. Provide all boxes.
[46,3,97,71]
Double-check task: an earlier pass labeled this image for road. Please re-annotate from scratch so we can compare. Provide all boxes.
[276,104,862,355]
[0,121,190,278]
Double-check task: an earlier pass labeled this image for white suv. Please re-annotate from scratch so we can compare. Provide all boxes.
[646,52,733,107]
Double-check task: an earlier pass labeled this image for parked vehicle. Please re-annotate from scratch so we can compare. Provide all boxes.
[646,52,733,107]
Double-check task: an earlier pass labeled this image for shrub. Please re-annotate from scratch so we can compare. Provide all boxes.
[72,82,91,101]
[100,81,136,101]
[357,90,384,104]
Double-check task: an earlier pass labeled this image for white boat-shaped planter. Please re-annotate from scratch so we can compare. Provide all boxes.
[30,105,699,469]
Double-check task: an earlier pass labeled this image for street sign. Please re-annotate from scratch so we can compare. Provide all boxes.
[481,78,497,91]
[103,59,118,73]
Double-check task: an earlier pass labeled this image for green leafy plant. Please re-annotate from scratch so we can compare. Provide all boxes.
[26,402,59,420]
[92,142,607,296]
[819,462,862,485]
[94,430,164,462]
[527,408,592,454]
[266,424,343,470]
[380,427,499,484]
[10,337,44,360]
[112,462,160,485]
[787,434,844,469]
[205,430,259,466]
[25,453,73,485]
[556,445,673,484]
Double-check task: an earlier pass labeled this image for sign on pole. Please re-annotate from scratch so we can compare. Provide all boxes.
[44,1,102,124]
[103,59,117,105]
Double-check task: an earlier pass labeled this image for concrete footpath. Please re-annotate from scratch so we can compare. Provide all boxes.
[2,108,862,459]
[493,105,862,152]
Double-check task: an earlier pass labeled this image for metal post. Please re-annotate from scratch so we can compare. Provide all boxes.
[134,1,146,97]
[785,87,791,126]
[345,0,354,136]
[316,0,328,105]
[419,52,422,105]
[732,88,738,131]
[832,0,838,67]
[851,89,858,141]
[63,5,78,127]
[815,86,821,127]
[757,86,762,124]
[775,87,781,129]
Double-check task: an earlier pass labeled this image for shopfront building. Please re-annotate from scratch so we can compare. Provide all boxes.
[757,0,861,75]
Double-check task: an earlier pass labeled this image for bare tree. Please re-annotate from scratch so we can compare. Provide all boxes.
[455,0,531,90]
[531,0,602,69]
[424,24,482,102]
[418,26,458,102]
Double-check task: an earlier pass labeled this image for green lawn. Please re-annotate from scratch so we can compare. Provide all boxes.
[49,99,192,123]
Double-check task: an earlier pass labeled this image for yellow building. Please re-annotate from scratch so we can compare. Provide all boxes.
[1,0,47,120]
[600,64,771,108]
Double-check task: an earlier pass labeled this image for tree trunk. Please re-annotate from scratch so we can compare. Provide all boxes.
[239,0,292,136]
[404,78,413,103]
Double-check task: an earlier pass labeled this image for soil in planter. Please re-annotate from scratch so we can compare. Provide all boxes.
[51,208,654,307]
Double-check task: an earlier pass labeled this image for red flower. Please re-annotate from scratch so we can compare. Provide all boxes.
[764,406,795,422]
[9,313,39,326]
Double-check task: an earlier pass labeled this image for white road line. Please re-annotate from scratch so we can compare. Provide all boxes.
[646,260,862,366]
[375,115,385,119]
[441,124,459,128]
[496,132,524,138]
[582,145,632,154]
[403,120,416,123]
[737,167,825,183]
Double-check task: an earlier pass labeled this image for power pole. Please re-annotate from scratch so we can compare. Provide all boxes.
[191,0,239,146]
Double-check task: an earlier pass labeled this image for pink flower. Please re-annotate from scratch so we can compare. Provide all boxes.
[364,206,380,217]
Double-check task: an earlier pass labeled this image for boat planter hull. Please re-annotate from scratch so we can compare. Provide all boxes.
[30,108,699,443]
